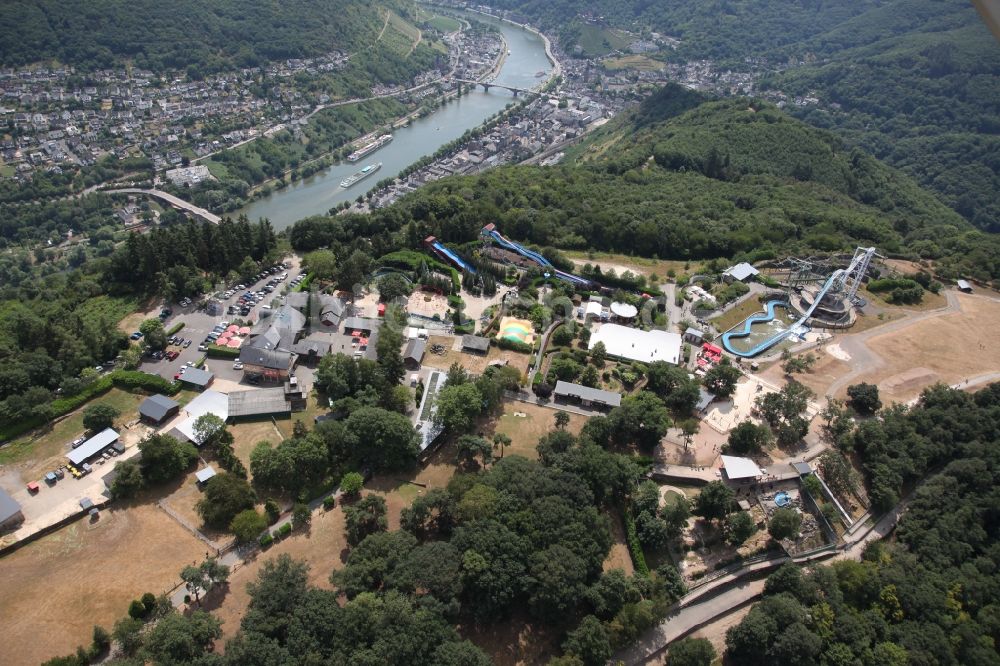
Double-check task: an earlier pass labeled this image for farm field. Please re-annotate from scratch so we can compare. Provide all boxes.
[0,502,204,666]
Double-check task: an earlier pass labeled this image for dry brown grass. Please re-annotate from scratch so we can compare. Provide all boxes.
[229,420,284,472]
[422,335,532,377]
[0,502,204,666]
[848,293,1000,403]
[488,401,587,456]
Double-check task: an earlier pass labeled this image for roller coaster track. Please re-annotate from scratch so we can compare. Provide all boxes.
[722,248,876,357]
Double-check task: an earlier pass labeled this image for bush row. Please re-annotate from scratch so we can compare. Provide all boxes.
[622,504,650,576]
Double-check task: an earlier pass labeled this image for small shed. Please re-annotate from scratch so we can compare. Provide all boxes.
[792,461,813,477]
[195,466,217,486]
[79,497,94,511]
[404,338,426,369]
[957,279,973,293]
[553,380,622,409]
[179,367,214,390]
[0,487,24,529]
[461,335,491,355]
[684,327,704,344]
[138,394,180,424]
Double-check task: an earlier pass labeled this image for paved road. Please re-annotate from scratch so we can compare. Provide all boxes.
[104,188,222,224]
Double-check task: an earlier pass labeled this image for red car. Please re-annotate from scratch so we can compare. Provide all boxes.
[166,350,180,361]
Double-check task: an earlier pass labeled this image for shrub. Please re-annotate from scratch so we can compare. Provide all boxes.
[623,506,650,576]
[259,533,274,548]
[230,509,268,543]
[166,321,185,335]
[140,592,157,611]
[206,345,241,359]
[498,336,532,353]
[127,599,147,620]
[278,522,292,537]
[323,495,336,510]
[340,471,364,496]
[264,498,281,524]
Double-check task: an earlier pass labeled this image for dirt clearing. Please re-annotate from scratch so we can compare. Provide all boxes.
[849,293,1000,403]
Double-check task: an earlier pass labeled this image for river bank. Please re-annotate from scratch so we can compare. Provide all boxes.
[236,12,554,228]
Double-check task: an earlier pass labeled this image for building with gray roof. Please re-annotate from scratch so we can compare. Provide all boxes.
[138,394,180,424]
[0,487,23,530]
[553,381,622,409]
[68,428,120,466]
[462,335,491,354]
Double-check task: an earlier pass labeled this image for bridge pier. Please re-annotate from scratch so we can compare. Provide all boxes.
[480,83,491,92]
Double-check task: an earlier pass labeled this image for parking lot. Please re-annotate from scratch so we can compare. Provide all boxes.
[138,259,304,380]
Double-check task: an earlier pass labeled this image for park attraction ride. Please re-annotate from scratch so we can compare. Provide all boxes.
[480,223,592,287]
[721,247,878,358]
[424,236,476,274]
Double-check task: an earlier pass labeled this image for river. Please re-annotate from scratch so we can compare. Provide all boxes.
[237,14,553,230]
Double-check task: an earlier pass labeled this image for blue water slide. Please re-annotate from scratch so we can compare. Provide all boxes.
[432,241,476,274]
[489,230,552,267]
[722,271,842,357]
[553,269,591,286]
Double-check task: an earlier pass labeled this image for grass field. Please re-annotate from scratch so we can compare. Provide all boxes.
[426,14,461,32]
[204,159,230,180]
[0,501,204,666]
[710,295,767,334]
[0,388,146,476]
[489,401,587,458]
[575,24,631,57]
[603,54,664,72]
[564,250,703,283]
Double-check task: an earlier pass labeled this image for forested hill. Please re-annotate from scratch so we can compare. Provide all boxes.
[487,0,888,61]
[568,86,967,235]
[762,0,1000,232]
[392,85,1000,282]
[487,0,1000,231]
[0,0,399,74]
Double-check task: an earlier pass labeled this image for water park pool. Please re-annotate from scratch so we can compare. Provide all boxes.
[775,491,791,508]
[721,301,798,357]
[497,317,535,345]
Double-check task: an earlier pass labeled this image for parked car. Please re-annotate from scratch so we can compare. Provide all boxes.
[130,331,143,340]
[198,344,208,352]
[183,339,192,348]
[166,351,179,361]
[233,361,244,370]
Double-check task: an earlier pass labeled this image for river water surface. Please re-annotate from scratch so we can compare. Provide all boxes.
[238,15,553,230]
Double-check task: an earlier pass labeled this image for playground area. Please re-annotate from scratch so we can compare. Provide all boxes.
[406,289,449,319]
[496,316,535,347]
[702,376,780,434]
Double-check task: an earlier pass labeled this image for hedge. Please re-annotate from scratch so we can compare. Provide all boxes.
[206,345,241,359]
[498,337,533,354]
[623,504,650,576]
[278,523,292,537]
[0,370,180,443]
[166,321,185,335]
[259,533,274,548]
[868,277,922,293]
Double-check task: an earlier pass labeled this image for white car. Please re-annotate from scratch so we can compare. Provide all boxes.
[233,361,244,370]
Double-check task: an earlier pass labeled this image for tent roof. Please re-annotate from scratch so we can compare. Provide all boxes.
[720,455,762,480]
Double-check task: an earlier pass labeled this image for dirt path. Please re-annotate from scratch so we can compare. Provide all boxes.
[406,27,423,57]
